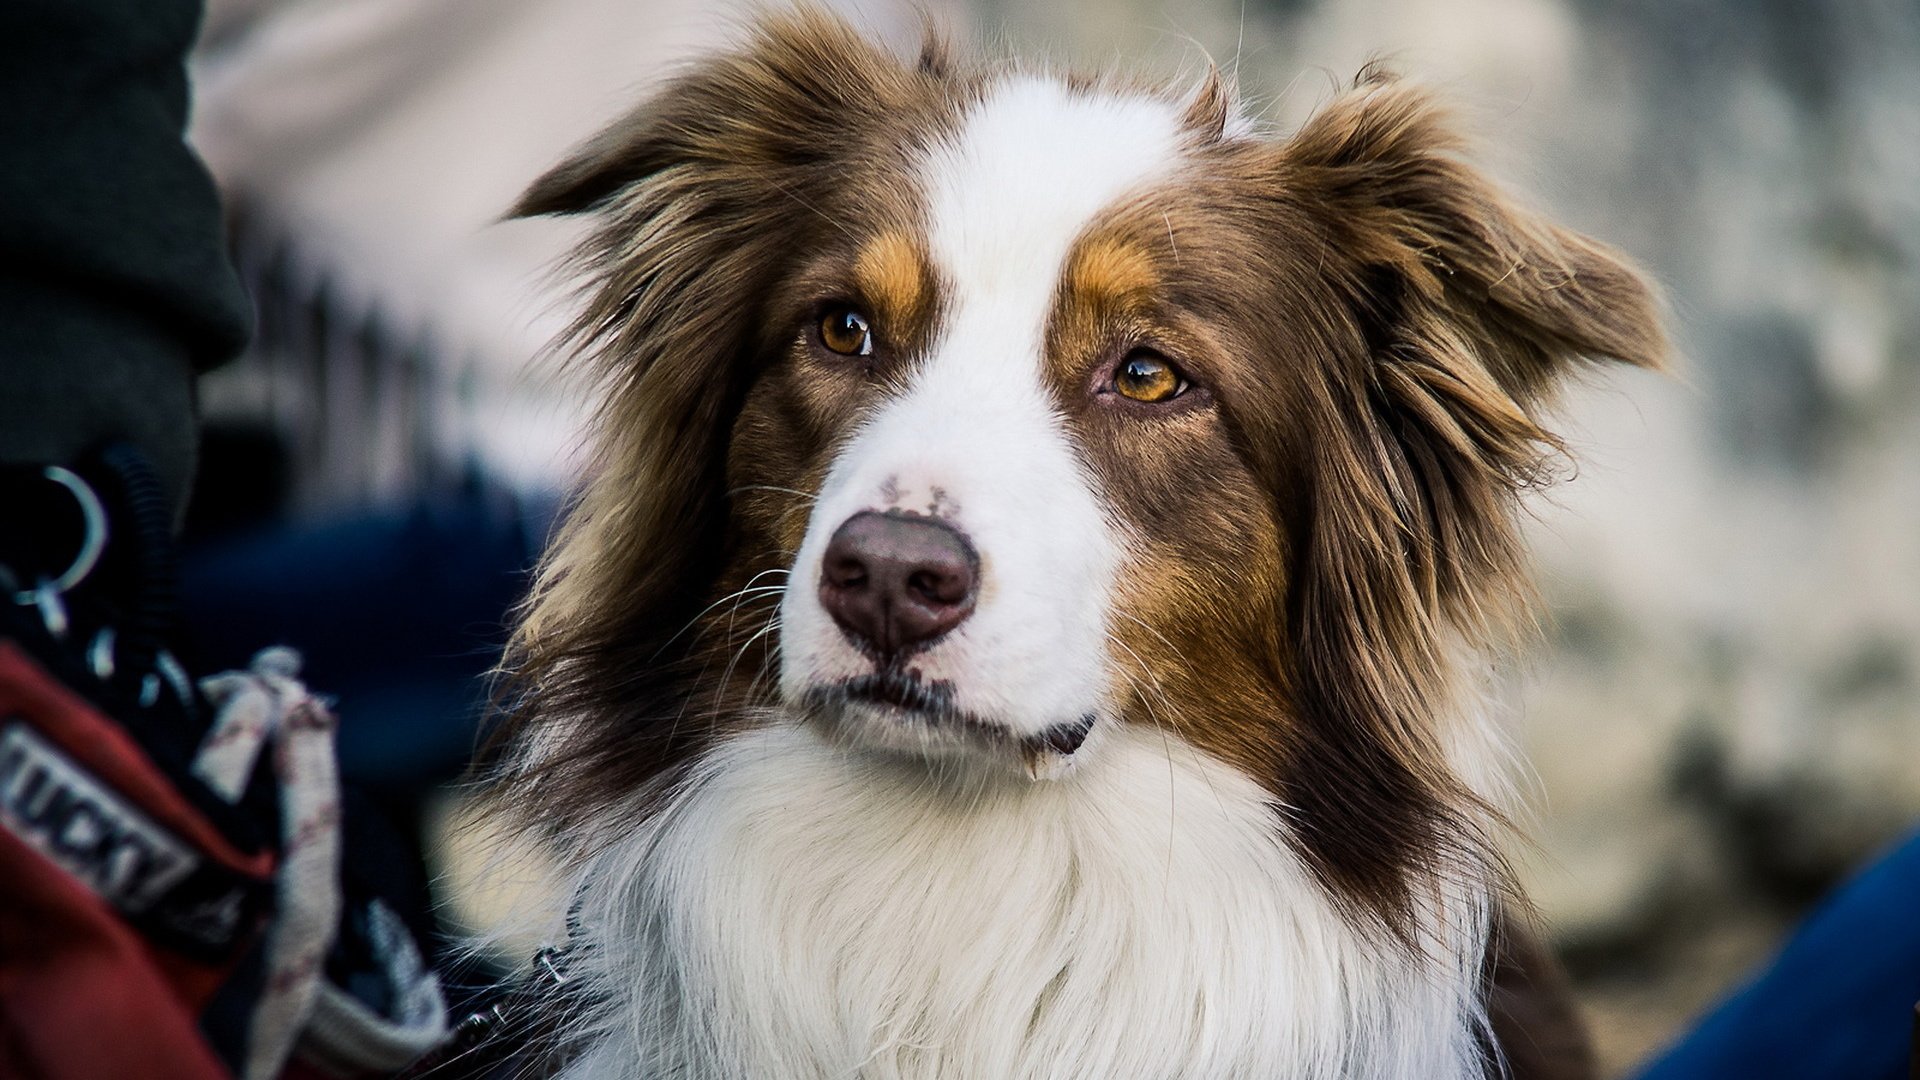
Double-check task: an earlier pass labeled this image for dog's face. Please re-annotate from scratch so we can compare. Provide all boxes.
[754,78,1273,777]
[502,11,1662,928]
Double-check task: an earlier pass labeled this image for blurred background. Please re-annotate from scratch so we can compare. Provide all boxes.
[177,1,1920,1075]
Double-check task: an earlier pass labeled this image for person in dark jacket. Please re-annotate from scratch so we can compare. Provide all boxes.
[0,0,251,519]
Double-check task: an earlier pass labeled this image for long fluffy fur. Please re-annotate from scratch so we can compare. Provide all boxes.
[557,725,1493,1080]
[485,10,1664,1079]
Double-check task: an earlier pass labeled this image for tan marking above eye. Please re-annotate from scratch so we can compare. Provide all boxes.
[1067,237,1158,301]
[819,306,874,357]
[854,231,928,328]
[1113,351,1186,403]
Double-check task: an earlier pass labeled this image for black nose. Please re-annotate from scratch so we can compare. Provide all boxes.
[819,510,978,660]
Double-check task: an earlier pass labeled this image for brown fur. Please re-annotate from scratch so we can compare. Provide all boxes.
[1030,73,1666,936]
[492,10,970,842]
[493,12,1658,1075]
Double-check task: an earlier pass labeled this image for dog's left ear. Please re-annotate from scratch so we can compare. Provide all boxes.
[1262,72,1666,934]
[1276,69,1667,650]
[1282,70,1666,396]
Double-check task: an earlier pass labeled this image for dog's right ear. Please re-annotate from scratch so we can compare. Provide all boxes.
[510,117,669,219]
[511,6,925,219]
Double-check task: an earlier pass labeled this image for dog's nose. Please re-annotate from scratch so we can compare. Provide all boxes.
[819,510,977,659]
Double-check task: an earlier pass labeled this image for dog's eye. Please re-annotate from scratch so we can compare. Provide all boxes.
[818,306,874,357]
[1112,351,1188,403]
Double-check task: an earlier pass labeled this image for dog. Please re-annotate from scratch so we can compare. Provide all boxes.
[486,8,1664,1078]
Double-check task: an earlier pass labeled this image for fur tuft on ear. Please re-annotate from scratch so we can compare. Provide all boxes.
[510,6,927,219]
[1181,66,1233,142]
[1264,71,1666,936]
[915,13,953,76]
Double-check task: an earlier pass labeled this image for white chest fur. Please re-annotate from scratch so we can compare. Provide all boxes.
[556,723,1491,1080]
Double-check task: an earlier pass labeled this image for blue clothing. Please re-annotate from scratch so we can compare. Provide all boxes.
[179,485,557,790]
[1637,828,1920,1080]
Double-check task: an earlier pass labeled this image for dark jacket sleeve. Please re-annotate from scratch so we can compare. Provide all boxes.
[0,0,252,516]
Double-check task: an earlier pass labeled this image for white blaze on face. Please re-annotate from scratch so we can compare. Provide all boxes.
[779,76,1187,760]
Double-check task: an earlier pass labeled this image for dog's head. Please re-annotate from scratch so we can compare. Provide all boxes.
[497,9,1663,931]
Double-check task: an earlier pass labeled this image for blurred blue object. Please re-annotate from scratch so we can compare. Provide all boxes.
[1637,828,1920,1080]
[179,483,558,791]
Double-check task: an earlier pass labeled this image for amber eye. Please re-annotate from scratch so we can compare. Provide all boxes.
[818,306,874,357]
[1112,351,1188,403]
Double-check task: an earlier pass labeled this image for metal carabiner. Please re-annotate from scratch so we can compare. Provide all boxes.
[9,466,109,641]
[10,465,109,606]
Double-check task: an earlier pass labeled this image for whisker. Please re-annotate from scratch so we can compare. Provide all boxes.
[1104,629,1180,720]
[727,484,820,504]
[1105,628,1232,819]
[766,175,856,240]
[1099,638,1184,882]
[742,619,786,704]
[671,589,785,657]
[648,572,791,664]
[718,613,783,709]
[1112,608,1185,660]
[719,572,788,653]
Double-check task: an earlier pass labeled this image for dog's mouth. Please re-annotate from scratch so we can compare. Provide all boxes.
[811,670,1096,759]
